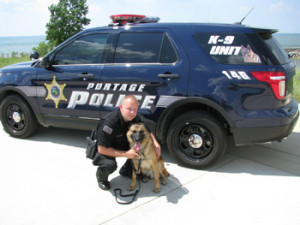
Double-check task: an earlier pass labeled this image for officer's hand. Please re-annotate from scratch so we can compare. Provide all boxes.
[155,145,161,159]
[150,133,161,159]
[126,149,138,159]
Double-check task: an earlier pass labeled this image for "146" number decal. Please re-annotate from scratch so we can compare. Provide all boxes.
[222,71,251,80]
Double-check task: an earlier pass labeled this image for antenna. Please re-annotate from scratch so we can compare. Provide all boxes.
[236,7,254,24]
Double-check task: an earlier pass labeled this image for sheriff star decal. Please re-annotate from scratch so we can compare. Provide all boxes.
[44,76,67,108]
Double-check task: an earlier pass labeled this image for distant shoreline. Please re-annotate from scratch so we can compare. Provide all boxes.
[285,48,300,59]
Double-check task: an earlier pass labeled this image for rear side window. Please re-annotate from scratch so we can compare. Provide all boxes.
[194,33,263,65]
[114,32,177,63]
[259,32,290,64]
[54,33,108,65]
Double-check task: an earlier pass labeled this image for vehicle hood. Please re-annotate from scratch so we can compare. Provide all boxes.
[1,61,35,71]
[0,61,39,85]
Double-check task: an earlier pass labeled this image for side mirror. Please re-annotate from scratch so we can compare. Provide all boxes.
[30,51,40,60]
[40,56,53,69]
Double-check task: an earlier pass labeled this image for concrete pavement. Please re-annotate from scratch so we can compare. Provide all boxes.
[0,121,300,225]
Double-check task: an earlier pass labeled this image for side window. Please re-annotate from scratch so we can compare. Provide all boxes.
[114,32,177,63]
[54,33,108,65]
[262,34,290,64]
[160,34,178,63]
[194,33,263,65]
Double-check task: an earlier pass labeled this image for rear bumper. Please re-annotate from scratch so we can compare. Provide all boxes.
[233,101,299,145]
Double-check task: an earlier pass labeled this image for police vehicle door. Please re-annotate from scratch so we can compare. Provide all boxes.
[99,31,189,118]
[36,33,110,128]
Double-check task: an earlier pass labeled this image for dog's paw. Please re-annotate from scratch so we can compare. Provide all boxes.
[127,185,135,191]
[161,181,167,185]
[142,176,148,183]
[153,187,161,193]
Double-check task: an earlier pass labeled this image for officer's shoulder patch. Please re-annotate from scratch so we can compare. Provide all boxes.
[103,125,113,134]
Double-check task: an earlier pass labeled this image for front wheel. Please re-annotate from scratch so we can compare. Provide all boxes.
[167,111,227,169]
[0,95,39,138]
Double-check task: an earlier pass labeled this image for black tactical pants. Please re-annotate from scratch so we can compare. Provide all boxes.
[93,154,117,182]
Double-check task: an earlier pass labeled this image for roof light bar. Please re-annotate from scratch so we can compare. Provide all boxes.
[109,14,160,26]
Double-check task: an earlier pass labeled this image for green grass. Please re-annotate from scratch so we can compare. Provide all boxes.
[0,56,30,68]
[293,71,300,102]
[1,56,300,102]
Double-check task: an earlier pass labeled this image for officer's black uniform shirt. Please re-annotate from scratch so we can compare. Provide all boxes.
[97,109,142,151]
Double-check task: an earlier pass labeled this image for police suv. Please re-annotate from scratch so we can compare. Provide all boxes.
[0,15,298,168]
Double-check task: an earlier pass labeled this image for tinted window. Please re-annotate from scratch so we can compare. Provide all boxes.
[194,33,263,65]
[114,32,177,63]
[260,33,290,64]
[54,33,108,65]
[160,34,178,63]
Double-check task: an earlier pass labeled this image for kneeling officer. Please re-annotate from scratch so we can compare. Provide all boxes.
[93,95,161,190]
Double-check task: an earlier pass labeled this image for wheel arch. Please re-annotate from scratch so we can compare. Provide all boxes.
[156,97,234,143]
[0,87,46,127]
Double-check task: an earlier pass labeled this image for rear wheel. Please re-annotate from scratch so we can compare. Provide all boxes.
[167,111,227,168]
[0,95,39,138]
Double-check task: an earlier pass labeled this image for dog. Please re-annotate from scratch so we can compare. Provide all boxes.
[126,123,169,193]
[241,44,261,63]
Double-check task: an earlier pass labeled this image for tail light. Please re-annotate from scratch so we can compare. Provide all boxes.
[250,71,286,100]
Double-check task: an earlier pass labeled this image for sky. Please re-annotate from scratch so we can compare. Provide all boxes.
[0,0,299,37]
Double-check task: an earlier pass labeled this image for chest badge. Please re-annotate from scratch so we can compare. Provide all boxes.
[44,76,67,108]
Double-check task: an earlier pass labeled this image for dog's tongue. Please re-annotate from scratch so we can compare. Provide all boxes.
[134,142,141,152]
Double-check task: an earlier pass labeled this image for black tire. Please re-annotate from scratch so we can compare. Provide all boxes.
[0,95,39,138]
[166,111,227,169]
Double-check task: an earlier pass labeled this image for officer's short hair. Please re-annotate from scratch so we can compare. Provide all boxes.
[121,95,138,105]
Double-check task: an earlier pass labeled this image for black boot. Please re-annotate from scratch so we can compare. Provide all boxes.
[96,167,111,190]
[98,181,111,190]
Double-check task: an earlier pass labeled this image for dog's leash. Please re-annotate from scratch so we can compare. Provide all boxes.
[114,159,142,205]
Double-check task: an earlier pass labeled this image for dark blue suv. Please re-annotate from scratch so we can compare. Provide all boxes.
[0,15,298,168]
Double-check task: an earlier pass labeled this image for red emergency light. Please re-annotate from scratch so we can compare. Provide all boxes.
[110,14,146,25]
[110,14,160,25]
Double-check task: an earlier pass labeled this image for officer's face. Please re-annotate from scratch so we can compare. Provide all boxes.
[120,98,138,122]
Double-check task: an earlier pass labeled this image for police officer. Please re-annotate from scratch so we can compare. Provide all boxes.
[93,95,161,190]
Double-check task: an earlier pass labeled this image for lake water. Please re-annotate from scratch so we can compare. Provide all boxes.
[0,35,46,56]
[274,33,300,48]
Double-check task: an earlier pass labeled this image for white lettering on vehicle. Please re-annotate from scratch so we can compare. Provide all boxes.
[86,82,145,92]
[208,35,241,55]
[210,46,241,55]
[208,35,235,45]
[222,71,251,80]
[67,82,155,109]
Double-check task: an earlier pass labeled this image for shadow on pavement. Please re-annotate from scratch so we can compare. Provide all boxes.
[109,173,189,204]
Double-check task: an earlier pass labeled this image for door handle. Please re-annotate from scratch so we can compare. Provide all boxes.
[158,73,180,79]
[78,73,94,80]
